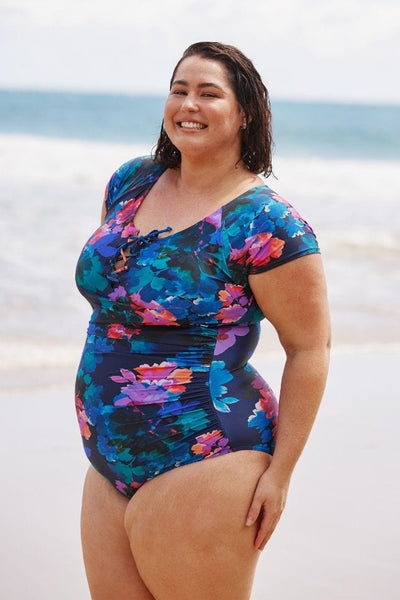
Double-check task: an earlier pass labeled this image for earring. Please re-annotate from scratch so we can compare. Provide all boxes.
[241,120,247,130]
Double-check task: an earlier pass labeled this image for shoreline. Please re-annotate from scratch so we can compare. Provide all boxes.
[2,339,399,395]
[1,133,399,357]
[2,340,400,393]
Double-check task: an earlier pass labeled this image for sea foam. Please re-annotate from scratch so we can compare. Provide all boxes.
[1,134,399,373]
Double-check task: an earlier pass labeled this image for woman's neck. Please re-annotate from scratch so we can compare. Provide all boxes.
[174,155,256,201]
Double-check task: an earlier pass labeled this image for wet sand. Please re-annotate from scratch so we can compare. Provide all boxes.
[1,347,399,599]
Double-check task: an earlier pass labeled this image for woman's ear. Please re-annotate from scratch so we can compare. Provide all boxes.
[240,109,252,129]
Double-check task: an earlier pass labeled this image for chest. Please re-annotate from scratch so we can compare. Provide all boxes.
[132,176,259,239]
[75,196,264,326]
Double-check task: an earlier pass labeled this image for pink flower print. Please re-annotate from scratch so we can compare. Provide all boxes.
[230,232,284,268]
[248,399,278,443]
[251,375,278,421]
[90,221,113,243]
[251,373,265,391]
[258,388,278,419]
[107,323,138,340]
[108,285,128,301]
[216,283,248,324]
[129,293,178,326]
[115,480,129,495]
[114,198,141,225]
[121,221,139,238]
[134,362,178,379]
[143,308,178,326]
[110,361,192,406]
[75,394,91,440]
[218,283,245,305]
[191,430,231,457]
[135,362,192,394]
[115,382,169,406]
[110,367,136,383]
[203,209,222,230]
[247,233,284,267]
[216,303,247,323]
[215,324,249,355]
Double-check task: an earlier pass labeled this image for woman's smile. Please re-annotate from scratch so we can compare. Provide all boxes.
[178,120,207,130]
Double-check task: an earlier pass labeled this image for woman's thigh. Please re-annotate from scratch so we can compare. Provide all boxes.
[81,466,156,600]
[125,450,271,600]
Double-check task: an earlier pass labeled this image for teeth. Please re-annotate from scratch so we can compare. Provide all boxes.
[179,121,206,129]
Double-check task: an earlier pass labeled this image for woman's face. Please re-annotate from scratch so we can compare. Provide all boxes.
[163,55,245,161]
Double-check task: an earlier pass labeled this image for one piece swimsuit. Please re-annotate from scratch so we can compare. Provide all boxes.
[75,156,320,499]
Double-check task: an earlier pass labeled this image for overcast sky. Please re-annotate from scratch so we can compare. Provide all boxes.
[1,0,399,104]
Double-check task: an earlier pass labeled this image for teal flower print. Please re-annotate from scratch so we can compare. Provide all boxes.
[209,361,239,413]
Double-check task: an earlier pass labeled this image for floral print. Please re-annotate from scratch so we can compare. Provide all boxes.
[110,361,192,406]
[75,156,320,498]
[191,430,231,457]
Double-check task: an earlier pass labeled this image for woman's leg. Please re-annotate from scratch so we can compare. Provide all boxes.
[81,466,156,600]
[125,450,271,600]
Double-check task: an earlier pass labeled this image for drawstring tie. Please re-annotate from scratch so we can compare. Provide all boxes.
[107,226,172,284]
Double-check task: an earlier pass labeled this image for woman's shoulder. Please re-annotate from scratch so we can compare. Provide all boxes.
[222,182,320,276]
[113,155,160,179]
[224,182,311,231]
[105,155,164,210]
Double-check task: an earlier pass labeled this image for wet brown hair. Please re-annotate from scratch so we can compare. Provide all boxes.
[154,41,274,176]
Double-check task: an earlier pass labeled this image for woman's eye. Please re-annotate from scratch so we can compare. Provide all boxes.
[171,90,186,95]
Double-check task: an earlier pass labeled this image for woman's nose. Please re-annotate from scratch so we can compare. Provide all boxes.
[181,93,199,111]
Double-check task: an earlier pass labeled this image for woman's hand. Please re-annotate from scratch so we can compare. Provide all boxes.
[245,469,289,550]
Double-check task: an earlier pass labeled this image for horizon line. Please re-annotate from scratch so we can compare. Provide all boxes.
[0,85,399,109]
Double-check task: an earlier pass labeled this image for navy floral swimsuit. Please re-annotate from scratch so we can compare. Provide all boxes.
[75,156,320,499]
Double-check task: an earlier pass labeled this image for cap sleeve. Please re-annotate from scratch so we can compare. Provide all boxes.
[223,187,320,282]
[104,156,164,214]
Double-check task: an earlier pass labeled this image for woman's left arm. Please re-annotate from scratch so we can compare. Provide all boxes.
[246,253,331,549]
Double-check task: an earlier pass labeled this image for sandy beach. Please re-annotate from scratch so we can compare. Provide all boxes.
[1,133,399,598]
[1,346,399,599]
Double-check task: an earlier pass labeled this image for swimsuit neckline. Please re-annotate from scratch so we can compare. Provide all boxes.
[130,169,267,241]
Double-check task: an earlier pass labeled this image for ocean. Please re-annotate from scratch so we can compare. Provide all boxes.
[1,89,400,160]
[1,89,399,381]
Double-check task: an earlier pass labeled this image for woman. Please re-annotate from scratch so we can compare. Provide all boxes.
[75,42,330,600]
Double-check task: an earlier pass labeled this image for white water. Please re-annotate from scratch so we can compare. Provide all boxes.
[1,133,399,375]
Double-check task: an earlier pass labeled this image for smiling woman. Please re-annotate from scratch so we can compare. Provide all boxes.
[162,56,245,164]
[74,41,330,600]
[156,41,274,174]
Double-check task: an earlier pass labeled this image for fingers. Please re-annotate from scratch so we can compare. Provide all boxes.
[245,497,262,528]
[246,496,285,550]
[245,469,288,550]
[254,510,280,550]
